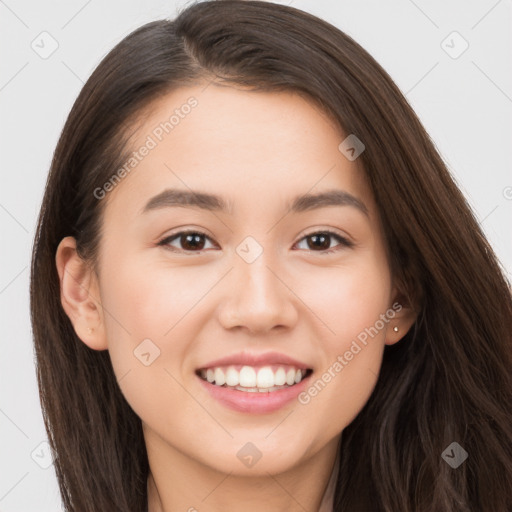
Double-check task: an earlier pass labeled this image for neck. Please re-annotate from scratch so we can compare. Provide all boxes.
[145,429,341,512]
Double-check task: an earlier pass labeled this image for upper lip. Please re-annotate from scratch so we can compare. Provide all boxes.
[197,351,312,371]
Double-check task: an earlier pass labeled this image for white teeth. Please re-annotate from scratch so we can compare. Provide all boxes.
[239,366,257,387]
[225,367,239,387]
[199,364,309,389]
[214,367,225,386]
[256,366,274,388]
[274,367,286,386]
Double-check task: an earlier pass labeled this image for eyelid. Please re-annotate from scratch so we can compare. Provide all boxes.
[157,225,216,245]
[297,227,353,244]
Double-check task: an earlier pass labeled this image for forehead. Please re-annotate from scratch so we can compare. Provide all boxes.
[103,83,375,221]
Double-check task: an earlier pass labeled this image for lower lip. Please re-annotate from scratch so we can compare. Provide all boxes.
[197,373,312,414]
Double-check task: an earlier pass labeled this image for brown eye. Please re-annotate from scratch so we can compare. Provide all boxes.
[295,231,353,254]
[179,233,206,250]
[306,233,331,250]
[158,231,216,253]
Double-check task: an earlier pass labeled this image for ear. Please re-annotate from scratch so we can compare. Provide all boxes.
[385,285,420,346]
[55,236,108,350]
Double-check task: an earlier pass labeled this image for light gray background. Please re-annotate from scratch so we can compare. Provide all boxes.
[1,1,511,510]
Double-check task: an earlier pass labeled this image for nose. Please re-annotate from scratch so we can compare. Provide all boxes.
[217,248,298,334]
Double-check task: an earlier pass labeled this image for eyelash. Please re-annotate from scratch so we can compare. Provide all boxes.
[157,229,354,255]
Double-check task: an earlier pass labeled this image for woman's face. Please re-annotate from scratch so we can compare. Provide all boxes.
[66,83,408,476]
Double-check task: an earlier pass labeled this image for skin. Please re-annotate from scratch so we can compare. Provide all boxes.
[56,83,417,512]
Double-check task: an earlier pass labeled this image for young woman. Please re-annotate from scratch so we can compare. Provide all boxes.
[30,1,512,510]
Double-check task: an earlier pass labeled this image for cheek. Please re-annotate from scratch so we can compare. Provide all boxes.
[300,251,391,342]
[96,255,220,416]
[294,253,392,428]
[96,280,183,435]
[99,253,216,342]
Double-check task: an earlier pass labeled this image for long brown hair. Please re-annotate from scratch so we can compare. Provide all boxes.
[30,1,512,510]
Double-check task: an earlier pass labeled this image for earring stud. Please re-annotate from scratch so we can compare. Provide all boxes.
[87,327,94,334]
[393,326,399,332]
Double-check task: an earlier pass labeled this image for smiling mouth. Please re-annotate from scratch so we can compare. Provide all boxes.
[195,365,313,393]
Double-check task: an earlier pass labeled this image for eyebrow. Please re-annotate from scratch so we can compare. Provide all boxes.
[141,188,369,217]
